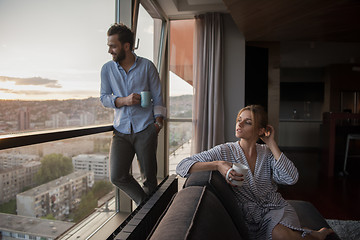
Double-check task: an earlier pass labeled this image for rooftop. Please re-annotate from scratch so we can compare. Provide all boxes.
[0,213,74,238]
[18,170,93,197]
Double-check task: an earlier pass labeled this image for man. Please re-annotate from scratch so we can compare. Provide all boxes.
[100,23,166,206]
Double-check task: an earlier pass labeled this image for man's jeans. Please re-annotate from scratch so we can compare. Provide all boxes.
[109,124,158,206]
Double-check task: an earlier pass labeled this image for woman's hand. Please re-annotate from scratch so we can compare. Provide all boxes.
[260,125,275,145]
[260,125,282,160]
[217,161,244,187]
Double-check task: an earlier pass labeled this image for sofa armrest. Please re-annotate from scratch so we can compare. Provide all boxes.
[183,171,211,188]
[148,186,243,240]
[183,171,249,240]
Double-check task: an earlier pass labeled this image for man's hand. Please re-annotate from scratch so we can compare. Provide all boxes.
[154,117,164,134]
[126,93,141,106]
[115,93,141,108]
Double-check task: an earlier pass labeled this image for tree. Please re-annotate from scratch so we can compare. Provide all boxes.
[42,214,56,220]
[0,199,16,214]
[73,191,97,222]
[35,153,73,185]
[92,181,114,200]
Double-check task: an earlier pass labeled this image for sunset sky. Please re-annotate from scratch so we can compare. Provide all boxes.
[0,0,192,101]
[0,0,115,100]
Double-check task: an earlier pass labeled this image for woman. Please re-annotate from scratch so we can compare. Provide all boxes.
[176,105,333,240]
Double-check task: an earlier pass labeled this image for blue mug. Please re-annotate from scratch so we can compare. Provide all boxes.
[141,91,151,108]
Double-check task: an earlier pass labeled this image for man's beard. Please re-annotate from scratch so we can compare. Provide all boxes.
[114,48,126,63]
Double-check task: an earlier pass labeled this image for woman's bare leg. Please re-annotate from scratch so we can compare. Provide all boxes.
[272,224,334,240]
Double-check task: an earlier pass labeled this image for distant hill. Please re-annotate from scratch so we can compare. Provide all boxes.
[169,95,192,118]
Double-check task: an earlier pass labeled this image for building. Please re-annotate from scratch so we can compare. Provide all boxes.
[47,112,68,128]
[0,161,41,204]
[0,213,74,240]
[16,171,94,220]
[0,153,39,169]
[18,107,30,131]
[72,154,109,180]
[80,111,95,126]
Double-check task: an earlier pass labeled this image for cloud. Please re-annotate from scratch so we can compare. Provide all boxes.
[0,88,52,95]
[0,87,98,98]
[0,76,62,88]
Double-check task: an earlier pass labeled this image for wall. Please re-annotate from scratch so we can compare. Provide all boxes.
[246,42,281,142]
[223,14,246,142]
[280,68,325,120]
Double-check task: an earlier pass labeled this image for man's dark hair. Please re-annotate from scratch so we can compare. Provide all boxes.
[107,23,134,50]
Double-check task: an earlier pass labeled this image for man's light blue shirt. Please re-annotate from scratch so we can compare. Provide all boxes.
[100,54,166,134]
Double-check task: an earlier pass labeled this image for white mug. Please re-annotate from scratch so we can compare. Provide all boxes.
[226,163,249,186]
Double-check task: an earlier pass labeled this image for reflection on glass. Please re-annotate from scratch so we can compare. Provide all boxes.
[0,132,114,238]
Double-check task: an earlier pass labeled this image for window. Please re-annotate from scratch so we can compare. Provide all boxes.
[168,20,195,174]
[0,0,115,238]
[130,4,163,180]
[0,0,115,135]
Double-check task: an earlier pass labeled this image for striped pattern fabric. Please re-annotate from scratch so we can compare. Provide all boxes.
[176,142,311,240]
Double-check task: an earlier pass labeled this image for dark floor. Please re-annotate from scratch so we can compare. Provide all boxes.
[278,149,360,220]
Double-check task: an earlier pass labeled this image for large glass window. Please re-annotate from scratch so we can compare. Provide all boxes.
[0,0,115,135]
[0,0,116,238]
[129,4,163,181]
[168,20,194,174]
[0,132,114,238]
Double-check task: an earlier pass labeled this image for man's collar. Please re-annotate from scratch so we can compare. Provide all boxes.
[132,52,139,62]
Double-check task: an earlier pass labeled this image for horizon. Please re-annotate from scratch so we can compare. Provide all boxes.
[0,94,193,102]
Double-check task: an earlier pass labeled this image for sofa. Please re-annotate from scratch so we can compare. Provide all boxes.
[148,171,340,240]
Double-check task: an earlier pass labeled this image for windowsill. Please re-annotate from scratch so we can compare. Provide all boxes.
[58,197,129,240]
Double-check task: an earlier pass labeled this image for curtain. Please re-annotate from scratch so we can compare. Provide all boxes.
[192,12,224,153]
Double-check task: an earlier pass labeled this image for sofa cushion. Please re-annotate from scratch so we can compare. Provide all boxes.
[149,186,242,240]
[184,171,249,240]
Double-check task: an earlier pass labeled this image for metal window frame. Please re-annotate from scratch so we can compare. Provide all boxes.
[0,124,113,150]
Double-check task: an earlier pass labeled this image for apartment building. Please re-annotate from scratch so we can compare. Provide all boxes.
[0,213,74,240]
[18,107,30,131]
[0,153,39,169]
[0,161,41,204]
[16,170,94,220]
[72,154,109,180]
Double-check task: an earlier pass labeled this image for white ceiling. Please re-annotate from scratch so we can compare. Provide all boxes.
[156,0,228,19]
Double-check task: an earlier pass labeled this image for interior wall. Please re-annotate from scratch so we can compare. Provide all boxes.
[223,14,245,142]
[246,42,281,141]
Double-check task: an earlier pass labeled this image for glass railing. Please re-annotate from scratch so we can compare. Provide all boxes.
[0,125,123,240]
